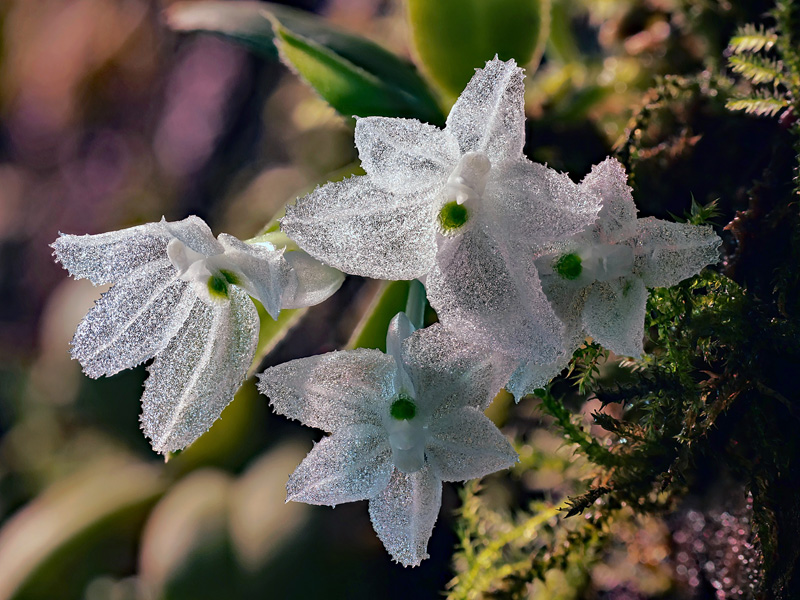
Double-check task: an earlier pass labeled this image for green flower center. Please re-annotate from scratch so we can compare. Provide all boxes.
[207,270,240,299]
[438,201,469,232]
[554,253,582,280]
[390,395,417,421]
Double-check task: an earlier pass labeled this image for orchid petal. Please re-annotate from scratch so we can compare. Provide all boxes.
[280,250,345,309]
[506,357,570,401]
[257,349,396,433]
[486,158,601,246]
[401,323,514,416]
[52,216,220,285]
[445,58,525,166]
[368,465,441,567]
[583,277,647,358]
[580,158,638,243]
[141,286,259,453]
[286,424,393,506]
[71,259,195,378]
[635,218,721,288]
[281,176,438,280]
[426,407,517,482]
[162,215,224,255]
[216,234,291,318]
[355,117,460,194]
[427,228,563,364]
[386,312,416,395]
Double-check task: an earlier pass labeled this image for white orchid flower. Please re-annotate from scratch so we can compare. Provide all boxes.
[507,158,722,399]
[280,57,602,367]
[257,313,518,567]
[52,216,344,453]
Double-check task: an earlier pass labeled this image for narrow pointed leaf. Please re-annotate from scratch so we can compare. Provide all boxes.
[271,16,443,123]
[167,1,443,124]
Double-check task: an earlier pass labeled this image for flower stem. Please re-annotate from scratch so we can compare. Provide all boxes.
[405,279,427,330]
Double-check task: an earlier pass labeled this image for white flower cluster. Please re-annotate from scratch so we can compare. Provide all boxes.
[52,58,721,566]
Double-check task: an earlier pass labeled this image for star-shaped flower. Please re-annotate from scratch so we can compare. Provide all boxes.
[257,313,518,566]
[506,158,722,399]
[280,58,602,367]
[52,216,343,453]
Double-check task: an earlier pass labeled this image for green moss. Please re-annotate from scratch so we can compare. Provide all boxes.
[554,253,582,280]
[390,395,417,420]
[438,201,469,232]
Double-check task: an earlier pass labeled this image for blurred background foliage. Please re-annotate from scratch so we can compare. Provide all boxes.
[0,0,798,598]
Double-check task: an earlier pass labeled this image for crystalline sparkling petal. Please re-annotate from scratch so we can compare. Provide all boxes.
[162,215,223,256]
[506,272,591,400]
[280,175,438,280]
[286,424,393,506]
[506,357,571,401]
[51,216,221,286]
[386,312,416,395]
[486,158,602,246]
[582,277,648,358]
[257,349,397,433]
[634,218,721,288]
[445,57,525,165]
[368,465,441,567]
[400,323,514,417]
[214,233,292,318]
[280,249,345,309]
[52,223,170,285]
[71,259,195,378]
[141,285,259,453]
[426,407,517,482]
[355,117,460,193]
[580,158,639,243]
[427,227,563,364]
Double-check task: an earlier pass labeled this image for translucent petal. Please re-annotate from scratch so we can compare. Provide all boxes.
[52,223,169,285]
[141,286,259,453]
[386,312,416,395]
[426,407,517,482]
[162,216,223,256]
[281,176,438,280]
[368,465,441,567]
[216,234,292,318]
[445,58,525,166]
[634,218,721,288]
[583,277,647,358]
[52,216,219,285]
[486,158,601,246]
[401,323,514,417]
[355,117,460,193]
[286,424,393,506]
[427,228,563,364]
[257,349,396,433]
[506,356,570,401]
[580,158,638,243]
[71,259,195,378]
[280,250,345,309]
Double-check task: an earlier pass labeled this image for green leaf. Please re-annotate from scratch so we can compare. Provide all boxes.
[166,1,443,124]
[346,280,411,352]
[407,0,548,98]
[270,16,443,123]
